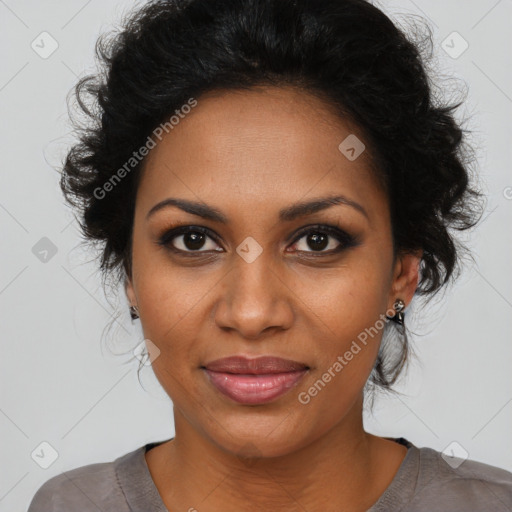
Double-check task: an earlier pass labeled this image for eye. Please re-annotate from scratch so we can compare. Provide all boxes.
[158,226,223,253]
[288,225,358,255]
[158,224,359,256]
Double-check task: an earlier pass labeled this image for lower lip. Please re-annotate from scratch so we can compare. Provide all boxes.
[204,369,308,405]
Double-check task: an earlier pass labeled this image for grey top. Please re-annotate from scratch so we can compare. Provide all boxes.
[27,437,512,511]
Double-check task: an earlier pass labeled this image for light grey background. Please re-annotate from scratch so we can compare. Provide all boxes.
[1,1,511,510]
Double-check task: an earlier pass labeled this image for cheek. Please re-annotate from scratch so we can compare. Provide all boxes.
[294,247,392,338]
[290,276,390,434]
[131,227,392,401]
[136,269,206,406]
[290,252,392,400]
[135,270,207,354]
[302,275,388,380]
[131,233,216,331]
[131,253,225,401]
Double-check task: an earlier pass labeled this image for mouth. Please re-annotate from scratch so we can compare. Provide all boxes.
[201,355,309,405]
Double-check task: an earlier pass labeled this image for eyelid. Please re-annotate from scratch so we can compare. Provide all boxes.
[288,223,355,245]
[157,222,358,255]
[157,225,222,249]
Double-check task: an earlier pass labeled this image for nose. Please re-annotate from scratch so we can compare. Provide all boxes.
[213,250,294,340]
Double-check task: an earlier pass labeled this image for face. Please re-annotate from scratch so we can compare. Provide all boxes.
[126,86,420,458]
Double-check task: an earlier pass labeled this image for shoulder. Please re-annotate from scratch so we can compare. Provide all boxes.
[410,446,512,511]
[27,447,141,512]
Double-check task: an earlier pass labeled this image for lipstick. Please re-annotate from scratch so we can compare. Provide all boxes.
[202,355,309,405]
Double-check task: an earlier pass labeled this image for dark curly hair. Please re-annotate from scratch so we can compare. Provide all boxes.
[61,0,484,397]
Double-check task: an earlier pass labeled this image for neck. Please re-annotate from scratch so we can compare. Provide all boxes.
[146,394,405,511]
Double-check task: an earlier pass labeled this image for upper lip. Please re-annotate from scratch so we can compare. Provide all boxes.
[203,356,309,374]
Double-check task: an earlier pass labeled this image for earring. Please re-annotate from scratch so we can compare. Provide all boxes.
[129,305,140,320]
[387,299,405,325]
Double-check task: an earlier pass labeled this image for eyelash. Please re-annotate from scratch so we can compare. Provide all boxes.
[157,224,359,257]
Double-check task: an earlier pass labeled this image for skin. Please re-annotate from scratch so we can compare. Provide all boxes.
[125,85,422,511]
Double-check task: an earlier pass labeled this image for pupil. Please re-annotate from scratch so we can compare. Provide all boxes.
[308,233,328,251]
[181,232,330,252]
[185,232,205,250]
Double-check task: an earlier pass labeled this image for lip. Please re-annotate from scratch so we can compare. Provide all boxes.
[204,355,309,374]
[202,356,309,405]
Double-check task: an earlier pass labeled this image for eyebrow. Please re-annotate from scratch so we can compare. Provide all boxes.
[146,194,369,223]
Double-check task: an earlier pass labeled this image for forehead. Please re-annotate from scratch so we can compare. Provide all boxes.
[136,86,387,225]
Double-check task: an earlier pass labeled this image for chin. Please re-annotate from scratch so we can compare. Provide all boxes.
[202,412,313,460]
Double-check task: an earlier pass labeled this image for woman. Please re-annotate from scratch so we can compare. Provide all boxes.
[28,0,512,510]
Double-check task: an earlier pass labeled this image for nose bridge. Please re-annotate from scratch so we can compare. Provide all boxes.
[215,238,293,337]
[231,241,279,305]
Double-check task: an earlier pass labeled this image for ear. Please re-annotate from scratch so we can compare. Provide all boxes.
[388,250,423,310]
[125,276,137,306]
